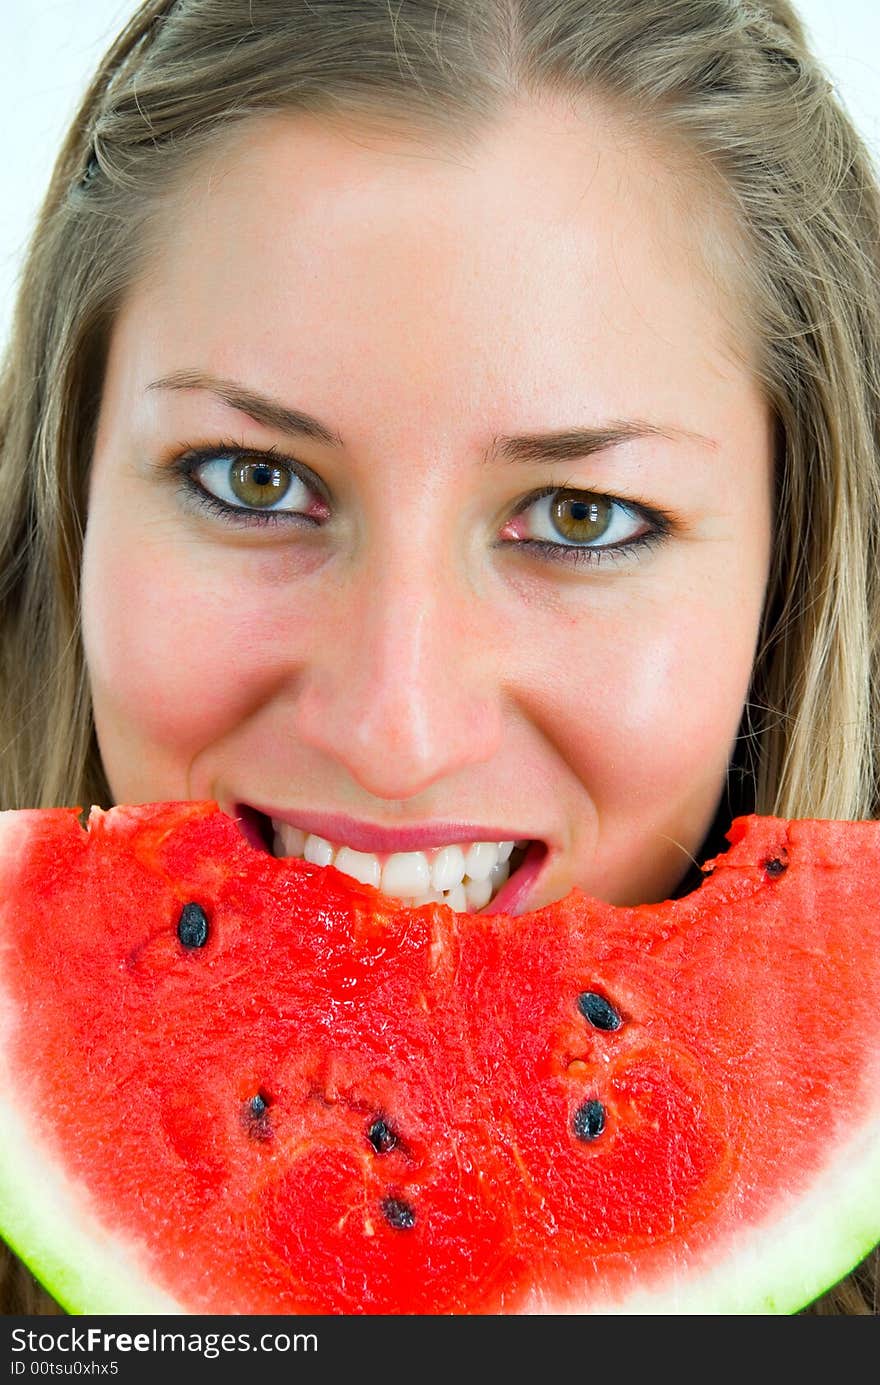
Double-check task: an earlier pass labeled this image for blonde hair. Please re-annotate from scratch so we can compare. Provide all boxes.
[1,0,878,1315]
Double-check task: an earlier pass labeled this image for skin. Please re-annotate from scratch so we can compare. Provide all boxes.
[80,95,774,909]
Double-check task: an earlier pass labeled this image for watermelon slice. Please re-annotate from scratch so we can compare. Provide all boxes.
[0,801,877,1315]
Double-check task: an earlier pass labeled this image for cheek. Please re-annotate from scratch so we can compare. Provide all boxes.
[80,521,299,765]
[530,589,757,807]
[517,584,762,907]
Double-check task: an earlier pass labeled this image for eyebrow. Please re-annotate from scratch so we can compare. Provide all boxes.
[147,369,713,463]
[147,369,344,447]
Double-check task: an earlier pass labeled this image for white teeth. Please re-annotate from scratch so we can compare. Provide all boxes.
[381,851,431,898]
[444,883,468,913]
[334,846,381,888]
[464,874,494,910]
[273,824,306,858]
[489,859,510,892]
[303,832,333,867]
[430,844,466,892]
[463,841,500,881]
[270,822,529,913]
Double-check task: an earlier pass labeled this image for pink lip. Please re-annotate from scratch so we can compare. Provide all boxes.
[482,841,548,916]
[237,803,538,856]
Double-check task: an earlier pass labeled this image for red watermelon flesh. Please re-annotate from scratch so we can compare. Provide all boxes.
[0,800,878,1314]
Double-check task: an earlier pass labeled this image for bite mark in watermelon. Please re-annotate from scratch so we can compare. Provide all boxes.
[0,801,878,1314]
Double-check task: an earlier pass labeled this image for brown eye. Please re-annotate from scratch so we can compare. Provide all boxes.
[189,452,317,516]
[550,490,612,543]
[229,459,292,509]
[502,486,658,559]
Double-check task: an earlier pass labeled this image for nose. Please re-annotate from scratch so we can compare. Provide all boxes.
[290,549,505,801]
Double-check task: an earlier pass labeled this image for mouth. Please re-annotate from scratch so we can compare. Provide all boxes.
[234,805,547,914]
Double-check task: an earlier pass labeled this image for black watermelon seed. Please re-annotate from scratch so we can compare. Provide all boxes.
[243,1091,272,1141]
[177,902,209,948]
[764,857,788,877]
[573,1099,606,1142]
[368,1118,398,1154]
[382,1197,416,1230]
[577,991,622,1031]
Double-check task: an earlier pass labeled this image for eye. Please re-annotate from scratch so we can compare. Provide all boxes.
[502,487,659,554]
[170,443,332,525]
[195,453,313,513]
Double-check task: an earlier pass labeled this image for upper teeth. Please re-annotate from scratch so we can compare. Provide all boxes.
[271,822,524,913]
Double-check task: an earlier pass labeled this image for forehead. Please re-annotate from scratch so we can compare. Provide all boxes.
[110,96,753,438]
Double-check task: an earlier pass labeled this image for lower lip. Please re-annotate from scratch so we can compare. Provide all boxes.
[480,840,547,916]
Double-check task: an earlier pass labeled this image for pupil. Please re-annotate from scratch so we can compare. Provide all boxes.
[551,490,609,542]
[230,459,291,508]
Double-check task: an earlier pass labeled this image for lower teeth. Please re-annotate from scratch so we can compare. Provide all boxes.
[402,846,528,912]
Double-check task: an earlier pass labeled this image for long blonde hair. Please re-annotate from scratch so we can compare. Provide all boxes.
[1,0,877,1315]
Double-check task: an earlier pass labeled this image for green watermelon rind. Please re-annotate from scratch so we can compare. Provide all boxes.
[0,807,181,1316]
[0,1073,877,1315]
[0,1079,181,1315]
[523,1113,880,1314]
[0,803,878,1315]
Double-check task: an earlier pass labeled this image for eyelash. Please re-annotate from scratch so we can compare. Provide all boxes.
[168,442,675,567]
[501,486,671,568]
[171,440,323,528]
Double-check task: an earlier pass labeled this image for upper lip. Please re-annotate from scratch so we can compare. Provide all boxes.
[239,803,536,855]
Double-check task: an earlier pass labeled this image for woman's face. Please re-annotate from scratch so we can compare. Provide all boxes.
[81,97,773,912]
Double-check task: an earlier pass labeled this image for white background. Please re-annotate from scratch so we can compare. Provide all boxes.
[2,0,880,345]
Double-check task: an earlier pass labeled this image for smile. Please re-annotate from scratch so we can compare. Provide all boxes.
[236,805,545,912]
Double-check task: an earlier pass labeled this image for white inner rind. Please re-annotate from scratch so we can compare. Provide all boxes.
[0,812,179,1313]
[1,1050,877,1315]
[0,806,877,1315]
[521,1111,880,1314]
[0,1065,182,1315]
